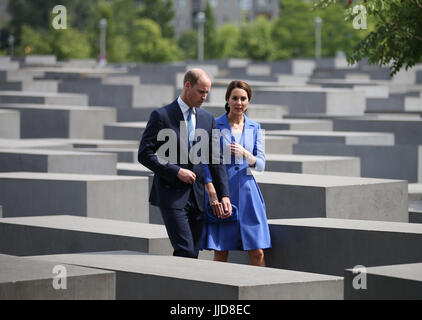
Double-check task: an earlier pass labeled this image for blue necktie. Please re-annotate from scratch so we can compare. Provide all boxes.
[187,108,195,149]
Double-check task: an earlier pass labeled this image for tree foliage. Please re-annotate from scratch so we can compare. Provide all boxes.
[314,0,422,75]
[1,0,392,64]
[138,0,176,38]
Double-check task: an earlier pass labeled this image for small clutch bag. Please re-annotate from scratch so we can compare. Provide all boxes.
[205,204,238,224]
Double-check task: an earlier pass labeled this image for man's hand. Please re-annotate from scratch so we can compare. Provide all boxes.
[221,197,232,218]
[177,168,196,184]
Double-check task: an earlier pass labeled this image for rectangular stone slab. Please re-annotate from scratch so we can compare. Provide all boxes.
[0,91,88,106]
[0,138,73,150]
[0,109,20,139]
[333,117,422,145]
[265,154,360,177]
[267,130,395,146]
[344,263,422,300]
[252,118,333,131]
[0,172,149,223]
[253,87,366,115]
[0,254,115,300]
[254,171,408,222]
[29,251,343,300]
[264,136,298,155]
[0,215,172,256]
[266,218,422,276]
[0,148,117,175]
[0,103,116,139]
[293,143,422,183]
[104,122,147,141]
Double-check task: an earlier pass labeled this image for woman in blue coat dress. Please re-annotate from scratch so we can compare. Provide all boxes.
[202,80,271,267]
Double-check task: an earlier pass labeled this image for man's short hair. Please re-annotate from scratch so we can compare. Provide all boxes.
[183,70,201,87]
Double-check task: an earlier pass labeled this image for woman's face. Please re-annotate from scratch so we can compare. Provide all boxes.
[228,88,249,116]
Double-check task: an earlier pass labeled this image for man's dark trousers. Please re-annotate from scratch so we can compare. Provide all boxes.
[160,190,203,258]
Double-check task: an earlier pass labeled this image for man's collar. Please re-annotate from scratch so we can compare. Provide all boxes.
[178,96,196,115]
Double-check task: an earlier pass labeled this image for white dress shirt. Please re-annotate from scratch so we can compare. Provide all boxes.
[178,96,196,130]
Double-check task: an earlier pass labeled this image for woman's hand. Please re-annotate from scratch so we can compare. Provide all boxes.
[205,182,224,218]
[230,142,246,158]
[231,142,256,167]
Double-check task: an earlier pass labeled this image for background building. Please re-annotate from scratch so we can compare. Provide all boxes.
[173,0,279,37]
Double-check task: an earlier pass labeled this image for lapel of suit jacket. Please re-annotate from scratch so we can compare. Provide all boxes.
[169,99,185,139]
[243,114,256,153]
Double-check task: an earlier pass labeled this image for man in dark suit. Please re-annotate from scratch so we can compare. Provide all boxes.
[138,69,232,259]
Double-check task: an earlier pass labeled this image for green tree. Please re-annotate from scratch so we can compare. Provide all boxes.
[6,0,99,41]
[204,1,218,59]
[272,0,315,59]
[215,24,241,59]
[17,24,90,60]
[315,2,370,58]
[315,0,422,75]
[87,1,132,63]
[238,16,275,61]
[138,0,175,38]
[128,18,182,62]
[178,30,198,60]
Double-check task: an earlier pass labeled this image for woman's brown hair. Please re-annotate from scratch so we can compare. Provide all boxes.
[225,80,252,114]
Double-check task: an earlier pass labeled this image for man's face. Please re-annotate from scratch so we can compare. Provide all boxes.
[185,76,211,108]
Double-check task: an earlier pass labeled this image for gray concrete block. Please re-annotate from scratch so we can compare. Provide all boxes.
[0,57,19,70]
[0,149,117,175]
[46,138,139,149]
[264,136,298,155]
[74,148,137,163]
[0,254,115,300]
[409,184,422,201]
[0,91,88,106]
[117,163,163,225]
[3,69,44,82]
[25,55,57,65]
[25,80,58,93]
[333,118,422,145]
[266,218,422,276]
[0,172,149,223]
[0,206,2,218]
[366,94,420,113]
[104,122,147,141]
[344,263,422,300]
[409,201,422,224]
[254,171,408,222]
[116,107,156,122]
[0,216,172,256]
[30,251,343,300]
[293,143,422,183]
[0,109,20,138]
[251,119,333,131]
[132,84,176,108]
[128,63,185,85]
[0,138,73,150]
[247,64,271,76]
[268,130,395,146]
[0,103,116,139]
[246,104,289,119]
[58,78,133,108]
[265,154,360,177]
[253,88,365,115]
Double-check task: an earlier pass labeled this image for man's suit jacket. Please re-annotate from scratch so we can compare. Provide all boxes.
[138,99,230,212]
